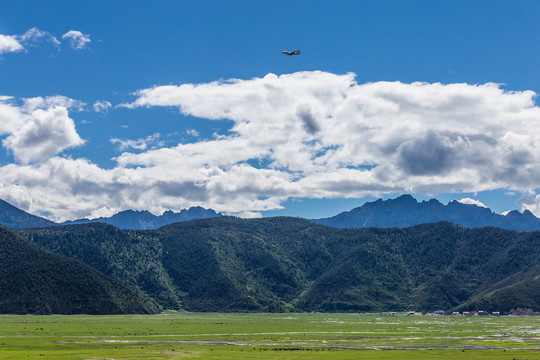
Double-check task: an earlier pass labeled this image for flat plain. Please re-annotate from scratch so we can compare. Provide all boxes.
[0,313,539,359]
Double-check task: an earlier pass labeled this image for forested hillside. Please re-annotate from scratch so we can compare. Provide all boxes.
[19,217,540,313]
[156,218,540,312]
[0,225,159,314]
[21,223,180,310]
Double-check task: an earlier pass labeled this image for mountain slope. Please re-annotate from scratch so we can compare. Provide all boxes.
[21,223,181,310]
[0,199,55,229]
[0,197,222,230]
[156,217,333,311]
[456,274,540,312]
[314,195,540,231]
[0,225,158,314]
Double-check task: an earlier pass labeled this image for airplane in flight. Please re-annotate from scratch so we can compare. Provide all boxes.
[282,49,301,56]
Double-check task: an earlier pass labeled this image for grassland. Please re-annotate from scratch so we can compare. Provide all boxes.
[0,313,539,359]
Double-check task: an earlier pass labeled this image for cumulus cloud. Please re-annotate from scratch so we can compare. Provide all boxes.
[18,27,60,47]
[117,72,540,212]
[111,133,163,151]
[296,103,320,134]
[93,100,112,113]
[0,27,61,56]
[23,95,85,112]
[0,34,23,54]
[397,131,457,175]
[0,96,84,163]
[3,71,540,220]
[62,30,91,50]
[0,27,94,57]
[186,128,200,137]
[456,198,488,208]
[236,211,263,219]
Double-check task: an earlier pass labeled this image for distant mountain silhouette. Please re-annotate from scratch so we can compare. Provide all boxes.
[0,198,222,230]
[313,194,540,231]
[2,194,539,231]
[61,207,222,229]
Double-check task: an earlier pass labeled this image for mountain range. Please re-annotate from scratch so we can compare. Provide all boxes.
[0,199,221,230]
[2,195,540,231]
[61,206,222,229]
[314,194,540,231]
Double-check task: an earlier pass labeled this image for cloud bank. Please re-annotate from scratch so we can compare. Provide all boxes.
[1,71,540,220]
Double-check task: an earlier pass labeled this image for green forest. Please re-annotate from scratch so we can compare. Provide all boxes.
[0,225,158,314]
[7,217,539,314]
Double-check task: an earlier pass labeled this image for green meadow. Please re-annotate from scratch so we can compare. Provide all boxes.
[0,313,539,359]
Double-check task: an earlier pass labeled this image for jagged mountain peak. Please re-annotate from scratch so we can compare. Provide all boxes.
[0,198,222,230]
[314,195,540,231]
[62,206,222,230]
[394,194,416,202]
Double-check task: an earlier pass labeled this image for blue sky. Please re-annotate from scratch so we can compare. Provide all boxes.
[1,1,540,220]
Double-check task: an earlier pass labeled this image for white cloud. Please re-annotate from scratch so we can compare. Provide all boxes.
[1,27,93,57]
[235,211,263,219]
[0,27,60,56]
[0,34,23,54]
[516,193,540,217]
[62,30,91,50]
[23,95,86,112]
[456,198,488,208]
[18,27,60,47]
[0,96,85,163]
[118,72,540,213]
[3,71,540,220]
[93,100,112,113]
[111,133,163,151]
